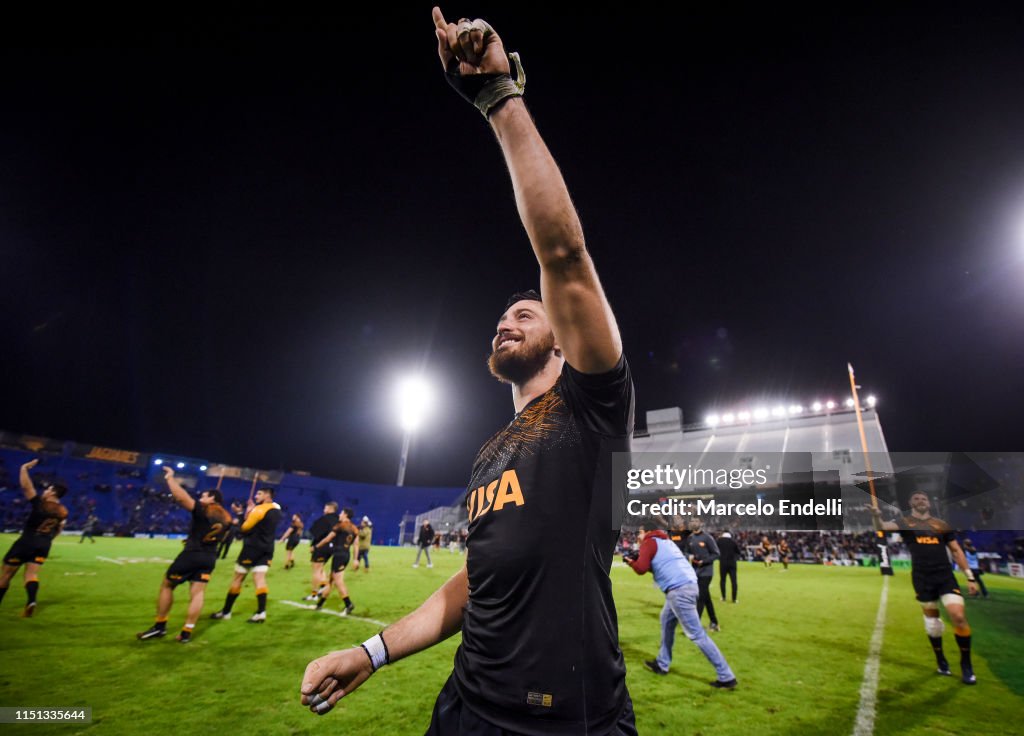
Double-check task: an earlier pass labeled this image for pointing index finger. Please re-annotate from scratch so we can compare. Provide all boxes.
[432,6,448,31]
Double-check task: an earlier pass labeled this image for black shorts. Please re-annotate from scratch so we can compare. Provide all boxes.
[912,568,962,602]
[286,536,300,551]
[236,547,273,568]
[330,549,351,573]
[311,545,333,564]
[166,551,217,587]
[3,536,52,566]
[426,675,638,736]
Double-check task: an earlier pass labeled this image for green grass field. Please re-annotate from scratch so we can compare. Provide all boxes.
[1,535,1022,735]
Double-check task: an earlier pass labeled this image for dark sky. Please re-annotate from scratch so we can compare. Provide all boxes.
[3,7,1023,487]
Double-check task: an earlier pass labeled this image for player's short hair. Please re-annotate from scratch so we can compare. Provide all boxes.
[203,489,224,505]
[342,507,354,520]
[48,483,68,499]
[910,491,929,499]
[324,501,338,512]
[257,486,274,497]
[504,289,542,311]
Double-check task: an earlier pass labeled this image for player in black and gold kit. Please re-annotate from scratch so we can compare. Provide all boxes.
[312,507,359,615]
[305,502,339,601]
[211,486,282,624]
[873,492,979,684]
[0,459,69,617]
[759,537,774,568]
[279,514,304,570]
[778,539,791,570]
[300,11,637,733]
[137,467,232,642]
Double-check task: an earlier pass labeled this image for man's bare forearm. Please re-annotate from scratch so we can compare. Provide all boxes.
[490,98,584,267]
[19,465,37,500]
[383,565,468,663]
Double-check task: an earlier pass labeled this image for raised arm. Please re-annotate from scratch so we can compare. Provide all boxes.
[163,466,195,512]
[19,459,39,500]
[300,564,469,714]
[432,7,621,374]
[870,506,899,532]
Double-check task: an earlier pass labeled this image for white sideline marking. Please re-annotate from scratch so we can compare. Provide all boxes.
[96,556,125,565]
[852,576,890,736]
[96,556,172,565]
[280,599,390,628]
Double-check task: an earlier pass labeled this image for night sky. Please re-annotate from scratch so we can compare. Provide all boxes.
[3,7,1023,487]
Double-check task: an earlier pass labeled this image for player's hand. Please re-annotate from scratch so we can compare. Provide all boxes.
[968,581,979,597]
[162,466,174,481]
[432,6,509,76]
[21,459,39,470]
[300,647,375,715]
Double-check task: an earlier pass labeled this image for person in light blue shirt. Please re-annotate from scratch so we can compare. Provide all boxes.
[625,525,737,688]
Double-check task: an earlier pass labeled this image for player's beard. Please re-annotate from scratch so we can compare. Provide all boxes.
[488,331,556,385]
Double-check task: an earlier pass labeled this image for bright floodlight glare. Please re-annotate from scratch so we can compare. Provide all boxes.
[154,458,163,465]
[845,398,855,408]
[200,465,208,471]
[811,401,823,412]
[706,414,720,427]
[789,404,803,415]
[826,400,836,410]
[722,413,735,424]
[753,408,769,421]
[396,376,434,431]
[737,411,751,422]
[176,461,185,469]
[866,395,877,407]
[771,406,786,418]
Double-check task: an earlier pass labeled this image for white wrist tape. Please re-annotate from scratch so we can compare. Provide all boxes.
[360,633,389,671]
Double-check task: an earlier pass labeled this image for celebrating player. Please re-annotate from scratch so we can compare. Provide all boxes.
[137,467,232,642]
[0,460,69,617]
[872,491,979,684]
[279,513,304,570]
[211,486,282,623]
[312,507,359,615]
[299,9,637,732]
[305,501,339,601]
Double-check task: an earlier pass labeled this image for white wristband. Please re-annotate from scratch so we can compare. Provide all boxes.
[360,633,389,672]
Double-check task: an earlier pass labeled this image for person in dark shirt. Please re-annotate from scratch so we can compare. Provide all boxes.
[687,518,721,631]
[312,507,359,615]
[306,502,339,601]
[873,491,979,685]
[211,486,283,623]
[300,10,637,734]
[717,531,740,604]
[279,514,304,570]
[0,459,69,617]
[137,467,232,642]
[79,512,99,544]
[778,538,791,570]
[218,501,244,559]
[413,520,435,568]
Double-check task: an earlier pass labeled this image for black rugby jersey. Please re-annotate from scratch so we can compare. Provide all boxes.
[310,513,339,546]
[453,356,634,735]
[330,519,359,550]
[183,502,233,553]
[240,502,283,552]
[899,516,955,573]
[23,496,68,539]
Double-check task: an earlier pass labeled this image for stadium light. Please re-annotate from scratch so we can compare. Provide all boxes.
[706,414,720,427]
[176,462,185,469]
[154,458,163,465]
[826,400,836,410]
[811,401,823,412]
[866,395,877,407]
[771,406,786,418]
[753,407,769,421]
[844,398,855,408]
[722,413,735,424]
[395,375,435,486]
[737,411,751,422]
[200,465,208,471]
[789,404,803,415]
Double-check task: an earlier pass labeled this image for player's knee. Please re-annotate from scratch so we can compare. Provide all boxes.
[923,615,944,638]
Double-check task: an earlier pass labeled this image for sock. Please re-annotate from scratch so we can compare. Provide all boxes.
[343,596,352,608]
[955,629,972,669]
[25,581,39,606]
[224,587,241,614]
[256,588,268,614]
[0,585,8,605]
[154,616,168,631]
[928,636,947,666]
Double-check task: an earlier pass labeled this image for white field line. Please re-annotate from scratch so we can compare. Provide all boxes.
[96,556,125,565]
[852,575,890,736]
[280,599,390,628]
